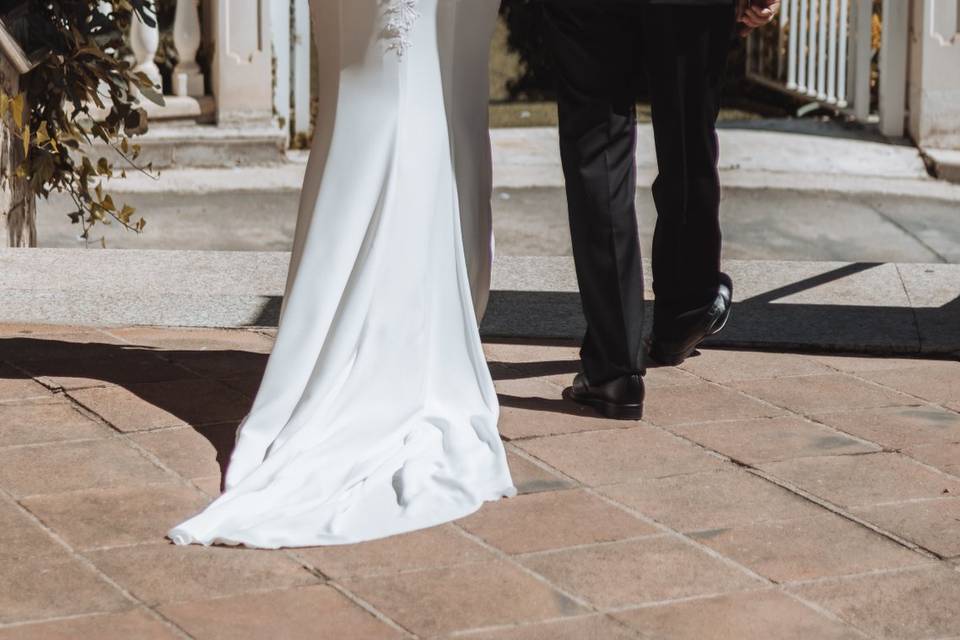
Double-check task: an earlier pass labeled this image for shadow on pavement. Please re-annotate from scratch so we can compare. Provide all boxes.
[0,338,262,487]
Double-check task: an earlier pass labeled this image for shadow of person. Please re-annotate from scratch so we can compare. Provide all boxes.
[497,392,603,418]
[488,358,581,381]
[0,336,267,489]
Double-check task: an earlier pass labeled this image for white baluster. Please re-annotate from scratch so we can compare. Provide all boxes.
[98,2,114,95]
[788,0,799,90]
[826,0,839,103]
[798,0,808,92]
[173,0,205,96]
[807,0,819,95]
[836,0,849,107]
[130,1,162,90]
[817,0,829,99]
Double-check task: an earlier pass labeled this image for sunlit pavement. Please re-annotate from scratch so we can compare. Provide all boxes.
[1,325,959,639]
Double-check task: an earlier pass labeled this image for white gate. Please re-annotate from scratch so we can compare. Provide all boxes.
[746,0,909,137]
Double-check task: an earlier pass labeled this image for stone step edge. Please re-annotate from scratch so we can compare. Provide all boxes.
[0,249,957,356]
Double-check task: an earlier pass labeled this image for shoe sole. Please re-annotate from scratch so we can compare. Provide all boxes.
[563,387,644,421]
[649,302,733,367]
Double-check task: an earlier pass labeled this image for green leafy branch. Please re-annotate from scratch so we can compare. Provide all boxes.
[2,0,167,239]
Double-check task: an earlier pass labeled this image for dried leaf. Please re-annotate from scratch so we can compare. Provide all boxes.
[10,94,24,129]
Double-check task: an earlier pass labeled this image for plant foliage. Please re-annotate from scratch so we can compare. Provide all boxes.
[1,0,162,238]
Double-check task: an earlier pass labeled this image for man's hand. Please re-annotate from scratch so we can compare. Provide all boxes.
[739,0,781,37]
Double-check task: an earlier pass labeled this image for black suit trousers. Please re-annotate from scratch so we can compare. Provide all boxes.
[544,2,736,383]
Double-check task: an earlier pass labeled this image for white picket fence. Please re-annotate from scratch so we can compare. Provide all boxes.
[746,0,909,137]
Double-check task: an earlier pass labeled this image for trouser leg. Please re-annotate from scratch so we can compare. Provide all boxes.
[544,4,646,384]
[641,3,736,323]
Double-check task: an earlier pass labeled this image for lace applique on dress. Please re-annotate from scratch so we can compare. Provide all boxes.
[381,0,419,57]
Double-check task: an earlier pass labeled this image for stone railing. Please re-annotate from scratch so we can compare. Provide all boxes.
[130,0,204,97]
[119,0,277,128]
[125,0,214,122]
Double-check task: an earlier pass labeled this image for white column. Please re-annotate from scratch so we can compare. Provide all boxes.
[848,0,873,121]
[130,1,162,90]
[210,0,274,125]
[909,0,960,150]
[271,0,292,132]
[173,0,205,97]
[291,0,312,138]
[879,0,909,137]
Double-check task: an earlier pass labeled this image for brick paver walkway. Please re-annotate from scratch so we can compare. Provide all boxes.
[1,325,959,639]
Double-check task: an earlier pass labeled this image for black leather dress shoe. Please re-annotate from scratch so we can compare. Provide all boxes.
[649,273,733,366]
[564,372,645,421]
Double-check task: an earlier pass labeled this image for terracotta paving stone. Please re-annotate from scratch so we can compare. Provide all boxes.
[905,442,960,477]
[732,374,917,415]
[130,379,253,424]
[814,405,960,450]
[851,498,960,558]
[217,375,264,399]
[690,513,928,583]
[70,379,251,431]
[642,365,702,389]
[498,400,636,440]
[458,488,657,555]
[105,327,276,353]
[160,350,269,380]
[492,362,578,393]
[643,383,783,427]
[680,349,834,383]
[0,364,50,401]
[295,524,494,579]
[519,536,762,609]
[0,438,171,498]
[19,352,196,391]
[517,426,727,486]
[791,566,960,639]
[0,397,108,447]
[856,361,960,405]
[0,498,63,563]
[504,450,574,495]
[598,469,822,533]
[340,560,586,637]
[131,424,238,480]
[0,324,103,336]
[23,483,210,551]
[759,453,960,508]
[159,585,403,640]
[193,475,224,497]
[614,591,863,640]
[672,416,879,465]
[0,610,180,640]
[482,341,580,365]
[85,543,319,606]
[0,331,128,362]
[67,385,187,431]
[813,354,935,373]
[0,554,130,624]
[462,615,640,639]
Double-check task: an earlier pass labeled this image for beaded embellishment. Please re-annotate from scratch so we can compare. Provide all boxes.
[381,0,419,57]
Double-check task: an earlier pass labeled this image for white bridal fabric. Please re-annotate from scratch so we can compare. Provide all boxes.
[169,0,516,548]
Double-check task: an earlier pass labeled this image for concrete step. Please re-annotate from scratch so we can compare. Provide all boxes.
[36,183,960,264]
[1,249,957,355]
[92,122,288,170]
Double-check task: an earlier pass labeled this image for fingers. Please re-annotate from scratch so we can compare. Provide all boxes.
[743,6,774,25]
[738,0,780,36]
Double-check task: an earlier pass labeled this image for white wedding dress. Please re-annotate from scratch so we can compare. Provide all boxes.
[169,0,516,548]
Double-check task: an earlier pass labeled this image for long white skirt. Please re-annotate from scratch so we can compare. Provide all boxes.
[169,0,516,549]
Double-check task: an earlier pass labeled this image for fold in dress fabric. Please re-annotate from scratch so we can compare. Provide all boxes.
[169,0,516,549]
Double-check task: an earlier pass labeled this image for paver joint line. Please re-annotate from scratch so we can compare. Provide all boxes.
[5,328,960,638]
